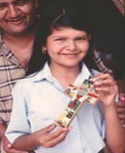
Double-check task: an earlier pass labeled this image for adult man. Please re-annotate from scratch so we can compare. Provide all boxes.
[0,0,39,152]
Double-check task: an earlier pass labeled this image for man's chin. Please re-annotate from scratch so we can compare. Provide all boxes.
[5,28,32,36]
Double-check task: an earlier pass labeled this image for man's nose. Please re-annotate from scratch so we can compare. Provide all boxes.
[8,5,19,17]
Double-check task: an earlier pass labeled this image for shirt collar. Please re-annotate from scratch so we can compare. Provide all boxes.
[30,62,94,85]
[28,62,55,83]
[74,63,92,86]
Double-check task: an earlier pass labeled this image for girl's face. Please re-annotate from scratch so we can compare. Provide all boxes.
[44,27,90,69]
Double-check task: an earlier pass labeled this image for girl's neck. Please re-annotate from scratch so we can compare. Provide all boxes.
[50,64,81,89]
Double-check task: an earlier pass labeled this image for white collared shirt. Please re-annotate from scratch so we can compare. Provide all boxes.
[6,62,105,153]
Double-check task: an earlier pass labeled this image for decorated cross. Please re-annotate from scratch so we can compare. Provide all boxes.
[56,79,99,127]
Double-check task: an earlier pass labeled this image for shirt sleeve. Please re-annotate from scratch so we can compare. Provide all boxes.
[5,81,31,143]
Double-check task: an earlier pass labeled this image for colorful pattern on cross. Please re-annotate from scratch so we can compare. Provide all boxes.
[56,79,99,127]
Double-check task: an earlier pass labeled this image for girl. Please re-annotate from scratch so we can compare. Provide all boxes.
[5,4,124,153]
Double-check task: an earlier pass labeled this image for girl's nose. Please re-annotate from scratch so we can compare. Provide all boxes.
[67,40,77,51]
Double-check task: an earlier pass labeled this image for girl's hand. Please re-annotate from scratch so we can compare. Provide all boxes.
[31,123,71,148]
[90,73,118,107]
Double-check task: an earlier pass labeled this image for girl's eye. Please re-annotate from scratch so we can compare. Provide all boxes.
[55,38,65,41]
[76,37,88,41]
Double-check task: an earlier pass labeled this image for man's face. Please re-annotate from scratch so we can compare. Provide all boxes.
[0,0,38,36]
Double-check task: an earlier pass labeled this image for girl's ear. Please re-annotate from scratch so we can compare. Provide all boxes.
[42,46,47,51]
[42,46,47,54]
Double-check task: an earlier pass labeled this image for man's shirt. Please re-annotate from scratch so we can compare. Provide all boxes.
[0,34,26,125]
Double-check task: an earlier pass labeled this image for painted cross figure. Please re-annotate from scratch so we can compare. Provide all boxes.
[56,79,99,127]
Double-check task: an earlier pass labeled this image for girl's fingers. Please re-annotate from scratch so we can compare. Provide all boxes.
[43,127,70,148]
[41,124,56,133]
[90,73,115,85]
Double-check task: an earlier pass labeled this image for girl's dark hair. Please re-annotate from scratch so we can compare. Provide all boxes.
[27,2,97,75]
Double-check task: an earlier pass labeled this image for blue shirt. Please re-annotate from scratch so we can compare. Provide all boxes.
[6,63,105,153]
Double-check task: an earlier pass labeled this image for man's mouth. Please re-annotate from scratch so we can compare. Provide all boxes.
[6,16,26,23]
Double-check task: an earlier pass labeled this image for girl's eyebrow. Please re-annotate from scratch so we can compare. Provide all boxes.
[51,34,88,38]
